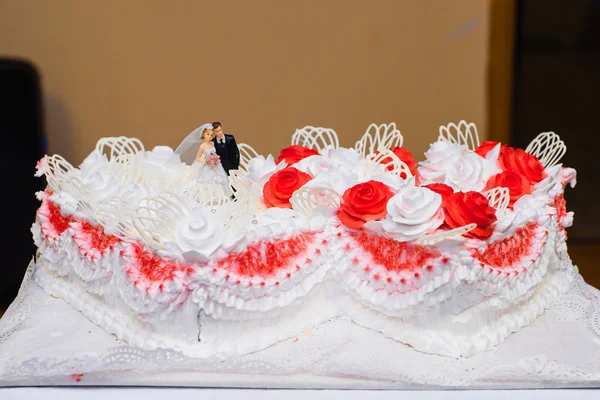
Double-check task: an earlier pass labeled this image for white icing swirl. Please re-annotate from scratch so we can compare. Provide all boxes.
[174,206,224,262]
[246,155,286,187]
[382,186,444,241]
[79,150,110,178]
[294,155,331,177]
[418,141,468,183]
[302,166,356,195]
[443,146,499,192]
[143,146,187,181]
[322,147,362,170]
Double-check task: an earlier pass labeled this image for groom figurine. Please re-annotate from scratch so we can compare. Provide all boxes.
[211,122,240,175]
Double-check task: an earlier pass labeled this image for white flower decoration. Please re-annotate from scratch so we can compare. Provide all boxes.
[418,141,468,183]
[443,145,499,192]
[382,185,444,242]
[174,206,224,262]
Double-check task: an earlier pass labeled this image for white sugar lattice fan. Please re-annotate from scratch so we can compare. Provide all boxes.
[438,121,480,151]
[526,131,566,169]
[485,187,510,217]
[133,192,190,249]
[228,170,261,198]
[38,155,78,192]
[108,153,145,185]
[237,143,261,174]
[95,137,145,160]
[415,224,477,246]
[96,196,138,239]
[355,123,403,158]
[188,184,231,207]
[218,195,256,231]
[291,126,339,152]
[364,149,413,179]
[146,176,184,195]
[290,186,342,217]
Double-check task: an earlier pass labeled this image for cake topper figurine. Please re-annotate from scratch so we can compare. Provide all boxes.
[211,122,240,176]
[173,123,232,196]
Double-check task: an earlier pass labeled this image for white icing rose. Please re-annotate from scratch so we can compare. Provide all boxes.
[302,166,356,195]
[294,155,331,177]
[246,155,286,187]
[444,146,499,192]
[174,206,224,262]
[372,172,408,193]
[144,146,186,181]
[382,186,444,242]
[418,141,468,183]
[79,150,110,178]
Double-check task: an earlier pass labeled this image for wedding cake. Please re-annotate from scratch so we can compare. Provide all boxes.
[31,121,576,358]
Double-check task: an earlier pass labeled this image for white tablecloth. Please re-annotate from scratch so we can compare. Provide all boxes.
[1,263,600,390]
[1,388,600,400]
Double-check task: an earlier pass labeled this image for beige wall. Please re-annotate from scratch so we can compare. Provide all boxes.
[0,0,489,165]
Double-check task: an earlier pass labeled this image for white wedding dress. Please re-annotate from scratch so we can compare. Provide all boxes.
[186,146,232,197]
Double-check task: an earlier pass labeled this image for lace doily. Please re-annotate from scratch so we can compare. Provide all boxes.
[0,260,599,389]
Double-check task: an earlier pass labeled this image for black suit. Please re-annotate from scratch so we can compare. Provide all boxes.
[212,134,239,175]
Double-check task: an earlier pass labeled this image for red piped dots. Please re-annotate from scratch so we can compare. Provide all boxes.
[400,278,406,284]
[127,244,185,283]
[386,277,392,283]
[216,233,316,278]
[373,274,380,281]
[426,265,433,271]
[349,231,440,273]
[473,224,538,268]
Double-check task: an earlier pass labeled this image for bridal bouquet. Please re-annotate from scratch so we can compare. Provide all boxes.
[205,154,221,168]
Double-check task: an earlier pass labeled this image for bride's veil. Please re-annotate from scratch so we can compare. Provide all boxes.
[172,123,213,164]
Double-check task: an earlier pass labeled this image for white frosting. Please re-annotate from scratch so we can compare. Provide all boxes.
[30,133,577,359]
[143,146,187,181]
[382,186,444,241]
[322,147,362,170]
[294,155,332,177]
[246,155,286,187]
[173,206,225,262]
[418,141,468,183]
[301,167,356,195]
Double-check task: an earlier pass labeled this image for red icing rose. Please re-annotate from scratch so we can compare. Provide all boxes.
[424,183,454,206]
[485,171,532,207]
[499,147,545,184]
[276,145,319,165]
[338,180,394,229]
[391,146,419,176]
[444,191,497,239]
[376,147,419,180]
[475,141,506,157]
[263,167,312,208]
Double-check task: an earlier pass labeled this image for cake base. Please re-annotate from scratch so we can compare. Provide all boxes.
[2,259,600,389]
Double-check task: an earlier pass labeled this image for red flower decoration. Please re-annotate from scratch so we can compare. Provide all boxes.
[276,145,319,165]
[475,141,506,157]
[424,183,454,206]
[499,147,545,184]
[485,171,532,207]
[444,191,497,239]
[263,167,312,208]
[338,180,394,229]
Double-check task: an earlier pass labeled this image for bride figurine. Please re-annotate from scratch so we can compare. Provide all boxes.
[174,123,233,197]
